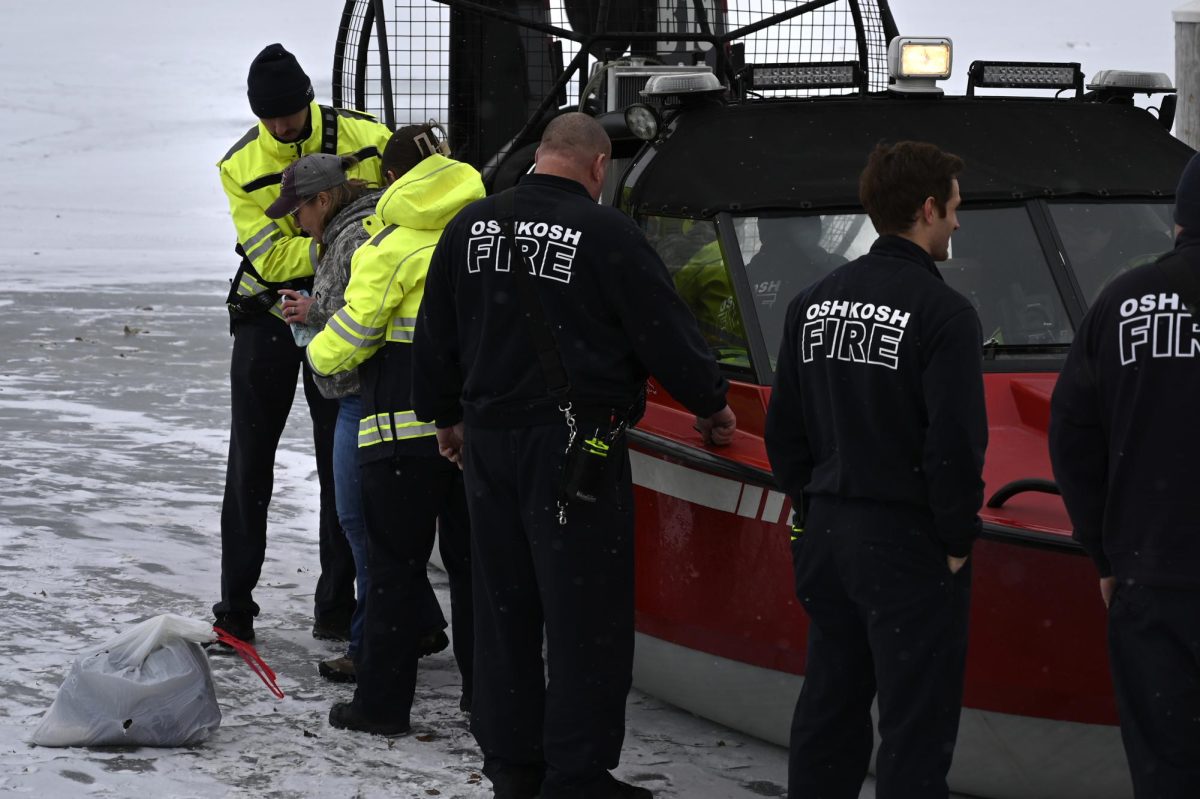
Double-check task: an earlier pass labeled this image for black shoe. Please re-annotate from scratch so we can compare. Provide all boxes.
[328,701,409,736]
[318,655,356,683]
[606,780,652,799]
[312,618,351,642]
[550,774,651,799]
[490,765,544,799]
[212,611,255,644]
[589,775,652,799]
[418,629,449,656]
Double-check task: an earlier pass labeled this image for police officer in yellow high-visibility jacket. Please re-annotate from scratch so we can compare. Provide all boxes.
[306,125,484,735]
[212,43,391,645]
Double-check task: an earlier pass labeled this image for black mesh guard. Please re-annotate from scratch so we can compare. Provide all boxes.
[334,1,901,158]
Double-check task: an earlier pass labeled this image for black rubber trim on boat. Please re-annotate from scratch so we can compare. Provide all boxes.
[628,430,1085,554]
[980,522,1083,553]
[628,429,777,486]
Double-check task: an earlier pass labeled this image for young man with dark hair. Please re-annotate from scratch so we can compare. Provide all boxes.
[765,140,986,799]
[857,140,965,253]
[1050,152,1200,798]
[213,43,392,644]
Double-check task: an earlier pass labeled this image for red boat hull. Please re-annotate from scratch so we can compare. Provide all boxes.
[629,373,1132,798]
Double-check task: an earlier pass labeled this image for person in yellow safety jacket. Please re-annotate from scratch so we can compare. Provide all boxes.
[306,124,485,735]
[671,237,750,365]
[211,42,391,646]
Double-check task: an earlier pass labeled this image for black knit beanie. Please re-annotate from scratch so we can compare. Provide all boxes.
[1174,151,1200,231]
[247,43,314,119]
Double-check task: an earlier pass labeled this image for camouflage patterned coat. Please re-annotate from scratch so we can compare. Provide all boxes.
[307,190,381,399]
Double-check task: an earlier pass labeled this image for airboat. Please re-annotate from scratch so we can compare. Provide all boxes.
[332,2,1192,796]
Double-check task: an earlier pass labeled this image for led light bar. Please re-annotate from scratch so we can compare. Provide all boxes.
[887,37,953,94]
[748,61,863,91]
[966,61,1083,96]
[1087,70,1175,94]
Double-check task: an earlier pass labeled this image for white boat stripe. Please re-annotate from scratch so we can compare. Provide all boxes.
[762,490,786,524]
[629,450,742,514]
[737,485,763,518]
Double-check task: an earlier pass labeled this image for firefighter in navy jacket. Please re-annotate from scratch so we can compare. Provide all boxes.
[1050,152,1200,798]
[765,142,986,799]
[412,113,735,799]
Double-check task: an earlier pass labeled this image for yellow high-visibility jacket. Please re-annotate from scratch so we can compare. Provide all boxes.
[217,101,391,318]
[306,154,485,459]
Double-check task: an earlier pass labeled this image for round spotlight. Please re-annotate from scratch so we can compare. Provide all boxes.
[624,103,661,142]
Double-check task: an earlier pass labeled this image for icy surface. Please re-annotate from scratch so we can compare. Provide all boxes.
[0,0,1178,796]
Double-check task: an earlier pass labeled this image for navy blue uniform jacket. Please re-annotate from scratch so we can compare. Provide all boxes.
[1050,235,1200,589]
[765,235,987,557]
[411,173,727,428]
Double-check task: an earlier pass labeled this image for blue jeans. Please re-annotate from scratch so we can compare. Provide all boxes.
[333,394,368,657]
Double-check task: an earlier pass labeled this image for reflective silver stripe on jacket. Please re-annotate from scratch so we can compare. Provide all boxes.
[358,411,437,447]
[386,317,419,343]
[244,224,282,263]
[328,308,387,347]
[237,270,268,298]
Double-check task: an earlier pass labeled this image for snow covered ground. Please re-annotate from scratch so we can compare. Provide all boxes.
[0,1,1180,797]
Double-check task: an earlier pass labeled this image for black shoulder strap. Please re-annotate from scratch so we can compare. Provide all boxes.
[1156,250,1200,314]
[495,188,571,399]
[319,105,339,155]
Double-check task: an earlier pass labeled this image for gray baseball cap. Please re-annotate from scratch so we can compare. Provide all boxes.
[265,153,348,219]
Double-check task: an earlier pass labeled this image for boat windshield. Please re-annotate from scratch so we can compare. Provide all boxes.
[732,207,1074,365]
[1047,203,1175,305]
[642,215,755,376]
[643,204,1175,379]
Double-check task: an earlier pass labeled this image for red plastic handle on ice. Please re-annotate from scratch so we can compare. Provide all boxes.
[213,627,286,699]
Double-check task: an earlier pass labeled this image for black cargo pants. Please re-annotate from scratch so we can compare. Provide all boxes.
[351,452,473,724]
[464,423,636,799]
[788,497,972,799]
[214,313,356,624]
[1108,582,1200,799]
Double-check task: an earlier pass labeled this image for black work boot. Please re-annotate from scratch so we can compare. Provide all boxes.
[560,774,652,799]
[328,701,409,736]
[489,764,545,799]
[312,616,352,642]
[318,654,356,683]
[212,611,255,644]
[595,777,652,799]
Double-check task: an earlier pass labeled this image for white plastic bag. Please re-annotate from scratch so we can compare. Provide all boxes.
[31,614,220,747]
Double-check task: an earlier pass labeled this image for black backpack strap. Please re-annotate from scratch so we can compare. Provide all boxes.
[1155,250,1200,314]
[495,188,572,399]
[319,105,339,155]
